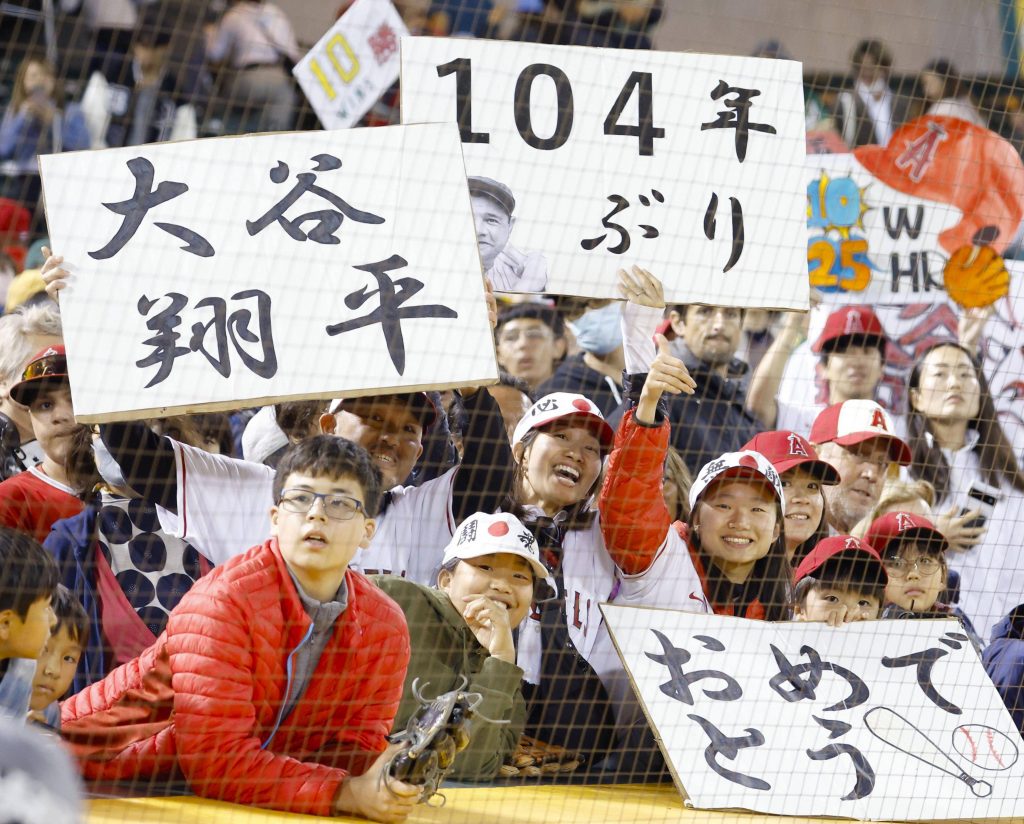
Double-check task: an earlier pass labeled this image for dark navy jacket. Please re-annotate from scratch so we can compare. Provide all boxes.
[983,605,1024,734]
[43,502,109,694]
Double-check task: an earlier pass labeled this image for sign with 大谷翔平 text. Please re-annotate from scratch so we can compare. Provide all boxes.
[39,123,496,422]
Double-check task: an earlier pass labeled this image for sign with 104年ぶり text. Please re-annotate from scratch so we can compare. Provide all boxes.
[602,605,1024,821]
[293,0,408,130]
[401,37,809,308]
[39,123,497,422]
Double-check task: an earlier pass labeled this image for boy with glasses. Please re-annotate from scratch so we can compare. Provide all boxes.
[495,303,566,393]
[864,511,981,647]
[61,436,420,822]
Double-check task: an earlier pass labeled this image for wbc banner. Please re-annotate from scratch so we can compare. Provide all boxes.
[793,116,1024,448]
[805,115,1024,307]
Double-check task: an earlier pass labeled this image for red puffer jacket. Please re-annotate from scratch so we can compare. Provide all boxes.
[60,538,410,816]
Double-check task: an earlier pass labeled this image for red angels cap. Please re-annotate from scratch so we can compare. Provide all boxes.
[689,450,786,516]
[793,534,887,585]
[741,431,840,485]
[442,511,555,598]
[863,511,950,557]
[9,345,69,406]
[512,392,614,452]
[329,391,439,428]
[809,400,912,466]
[811,306,886,354]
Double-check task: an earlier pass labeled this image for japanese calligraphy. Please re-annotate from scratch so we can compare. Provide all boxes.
[881,632,969,714]
[90,158,214,260]
[325,254,458,375]
[704,192,745,273]
[580,190,664,254]
[136,290,277,388]
[806,742,876,801]
[246,154,385,244]
[687,714,770,791]
[646,629,742,705]
[700,80,777,163]
[768,644,869,712]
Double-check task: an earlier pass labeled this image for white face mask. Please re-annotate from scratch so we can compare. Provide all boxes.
[92,438,127,490]
[568,303,622,356]
[859,77,887,97]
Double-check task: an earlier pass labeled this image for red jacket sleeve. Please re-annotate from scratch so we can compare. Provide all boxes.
[598,409,672,575]
[165,586,348,816]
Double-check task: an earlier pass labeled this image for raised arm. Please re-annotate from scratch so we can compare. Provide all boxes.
[599,267,695,574]
[744,309,808,428]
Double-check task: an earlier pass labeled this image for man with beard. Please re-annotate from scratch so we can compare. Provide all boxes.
[632,303,760,475]
[809,399,912,534]
[0,346,86,542]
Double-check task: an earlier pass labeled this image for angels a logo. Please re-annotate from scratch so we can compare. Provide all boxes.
[895,512,916,532]
[870,408,889,431]
[844,536,861,550]
[893,121,948,183]
[787,433,809,457]
[843,309,864,336]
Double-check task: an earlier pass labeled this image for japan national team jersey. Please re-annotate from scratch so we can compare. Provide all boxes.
[516,514,707,684]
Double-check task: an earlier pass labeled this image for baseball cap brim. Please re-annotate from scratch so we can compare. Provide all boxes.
[330,391,439,428]
[812,331,886,355]
[9,374,67,407]
[774,455,841,485]
[794,539,887,585]
[831,431,912,466]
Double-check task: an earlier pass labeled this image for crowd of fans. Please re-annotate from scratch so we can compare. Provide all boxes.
[0,3,1022,822]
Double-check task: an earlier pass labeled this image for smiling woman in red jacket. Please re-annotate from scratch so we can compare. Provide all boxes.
[59,437,416,822]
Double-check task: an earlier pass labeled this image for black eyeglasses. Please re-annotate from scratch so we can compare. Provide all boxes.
[277,489,366,521]
[22,353,67,381]
[883,556,941,577]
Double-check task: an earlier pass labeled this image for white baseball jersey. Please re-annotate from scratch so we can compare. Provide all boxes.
[157,441,456,582]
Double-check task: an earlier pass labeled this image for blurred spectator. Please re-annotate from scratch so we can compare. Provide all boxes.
[205,0,300,134]
[495,303,567,393]
[561,0,663,49]
[539,299,623,417]
[738,308,777,372]
[80,24,197,147]
[750,38,833,134]
[0,716,84,822]
[834,39,911,148]
[920,58,985,128]
[0,57,90,231]
[0,199,30,273]
[60,0,140,84]
[984,603,1024,733]
[0,252,17,311]
[852,478,936,538]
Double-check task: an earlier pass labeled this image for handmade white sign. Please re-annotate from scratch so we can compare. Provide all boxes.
[401,37,809,308]
[602,605,1024,821]
[39,124,496,422]
[294,0,408,129]
[803,116,1024,305]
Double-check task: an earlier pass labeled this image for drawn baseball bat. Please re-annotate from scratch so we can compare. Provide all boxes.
[863,707,992,798]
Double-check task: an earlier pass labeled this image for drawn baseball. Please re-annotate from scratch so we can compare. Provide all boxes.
[952,724,1019,772]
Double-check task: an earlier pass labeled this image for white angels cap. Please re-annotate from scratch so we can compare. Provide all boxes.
[442,512,554,587]
[688,450,786,516]
[511,392,614,451]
